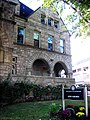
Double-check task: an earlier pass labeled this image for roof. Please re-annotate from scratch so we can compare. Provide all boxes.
[20,2,34,18]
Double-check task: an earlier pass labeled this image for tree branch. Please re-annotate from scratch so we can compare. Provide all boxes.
[62,0,89,23]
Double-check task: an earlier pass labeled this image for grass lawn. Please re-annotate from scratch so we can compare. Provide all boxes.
[0,100,90,120]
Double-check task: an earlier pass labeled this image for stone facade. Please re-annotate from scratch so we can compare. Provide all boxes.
[0,0,75,86]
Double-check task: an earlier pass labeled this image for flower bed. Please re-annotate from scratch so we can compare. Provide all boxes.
[49,103,90,120]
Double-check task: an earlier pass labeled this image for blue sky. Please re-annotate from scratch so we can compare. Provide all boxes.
[19,0,43,10]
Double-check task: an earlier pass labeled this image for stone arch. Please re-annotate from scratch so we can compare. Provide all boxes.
[54,62,68,77]
[32,58,50,76]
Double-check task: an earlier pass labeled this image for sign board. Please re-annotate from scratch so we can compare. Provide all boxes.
[64,88,84,100]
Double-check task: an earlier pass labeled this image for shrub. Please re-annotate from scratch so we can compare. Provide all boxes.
[49,102,62,118]
[61,109,71,119]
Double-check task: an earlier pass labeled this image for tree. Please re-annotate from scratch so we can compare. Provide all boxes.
[43,0,90,37]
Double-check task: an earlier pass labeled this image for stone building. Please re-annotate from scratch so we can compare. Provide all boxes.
[0,0,75,86]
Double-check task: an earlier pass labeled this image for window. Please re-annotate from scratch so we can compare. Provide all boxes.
[48,36,53,51]
[77,68,81,72]
[17,27,25,44]
[54,20,59,28]
[12,57,17,75]
[48,18,53,26]
[60,39,65,53]
[41,14,46,24]
[34,32,40,48]
[73,69,76,73]
[83,67,88,71]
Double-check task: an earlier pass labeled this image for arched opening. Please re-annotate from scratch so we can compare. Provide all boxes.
[54,62,68,77]
[32,59,50,76]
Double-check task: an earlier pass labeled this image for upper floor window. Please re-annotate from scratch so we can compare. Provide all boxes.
[77,68,81,72]
[41,14,46,24]
[48,36,53,51]
[34,32,40,48]
[60,39,65,53]
[73,69,76,73]
[83,67,88,71]
[17,27,25,44]
[54,20,59,28]
[48,18,53,26]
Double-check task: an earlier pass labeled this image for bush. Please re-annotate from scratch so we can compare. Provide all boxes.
[0,75,62,106]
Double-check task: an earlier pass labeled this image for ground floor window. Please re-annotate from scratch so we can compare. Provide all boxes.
[12,57,17,75]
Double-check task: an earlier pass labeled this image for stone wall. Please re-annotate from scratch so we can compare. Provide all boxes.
[12,75,75,87]
[0,1,75,85]
[13,44,72,76]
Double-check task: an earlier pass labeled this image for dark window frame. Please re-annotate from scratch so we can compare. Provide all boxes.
[34,32,40,48]
[48,35,53,51]
[41,14,46,24]
[48,18,53,26]
[17,27,25,44]
[54,20,59,28]
[60,39,65,53]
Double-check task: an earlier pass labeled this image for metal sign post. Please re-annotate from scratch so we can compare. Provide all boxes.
[84,85,88,117]
[62,85,65,110]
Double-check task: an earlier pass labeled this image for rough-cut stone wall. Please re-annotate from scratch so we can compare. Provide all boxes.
[0,1,75,85]
[13,44,72,76]
[0,0,17,78]
[13,8,72,77]
[12,75,75,87]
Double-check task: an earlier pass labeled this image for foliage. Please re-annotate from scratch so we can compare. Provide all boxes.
[61,109,71,118]
[43,0,90,37]
[0,76,62,106]
[49,102,62,113]
[49,103,87,120]
[1,100,90,120]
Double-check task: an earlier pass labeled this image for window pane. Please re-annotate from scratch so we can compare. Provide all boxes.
[34,32,39,40]
[60,39,64,53]
[48,18,53,26]
[41,14,46,24]
[60,39,64,46]
[34,40,39,48]
[60,47,64,53]
[48,43,53,51]
[48,36,52,43]
[12,57,17,75]
[18,28,24,35]
[48,36,53,51]
[17,27,25,44]
[54,21,59,28]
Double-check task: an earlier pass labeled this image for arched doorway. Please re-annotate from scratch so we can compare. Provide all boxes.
[32,59,50,76]
[54,62,68,77]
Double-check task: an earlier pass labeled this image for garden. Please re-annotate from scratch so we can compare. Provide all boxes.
[0,100,90,120]
[0,76,90,120]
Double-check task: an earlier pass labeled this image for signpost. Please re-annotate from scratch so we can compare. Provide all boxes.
[62,85,88,117]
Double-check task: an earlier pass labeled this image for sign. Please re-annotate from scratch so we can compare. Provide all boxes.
[64,88,84,100]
